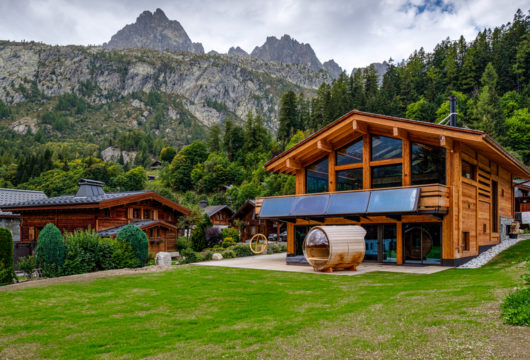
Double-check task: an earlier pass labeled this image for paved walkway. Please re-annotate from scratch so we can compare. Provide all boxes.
[195,253,451,276]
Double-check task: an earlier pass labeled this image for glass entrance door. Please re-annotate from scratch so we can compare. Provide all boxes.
[362,224,397,263]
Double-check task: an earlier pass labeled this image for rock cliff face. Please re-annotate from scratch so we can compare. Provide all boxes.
[0,41,332,130]
[104,9,204,54]
[351,61,390,82]
[251,35,323,72]
[228,46,249,57]
[323,59,343,79]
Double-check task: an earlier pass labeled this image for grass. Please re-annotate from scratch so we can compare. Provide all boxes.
[1,240,529,359]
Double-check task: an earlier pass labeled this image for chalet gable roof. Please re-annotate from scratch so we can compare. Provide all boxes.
[203,205,234,217]
[1,190,190,216]
[264,109,530,179]
[232,200,256,220]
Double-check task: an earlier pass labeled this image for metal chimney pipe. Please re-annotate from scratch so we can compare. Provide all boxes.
[449,95,457,127]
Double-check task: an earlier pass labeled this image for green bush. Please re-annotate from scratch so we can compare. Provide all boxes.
[221,249,236,259]
[0,228,15,285]
[116,224,148,267]
[222,237,236,248]
[17,255,37,280]
[180,248,198,264]
[36,223,65,276]
[221,227,240,243]
[191,214,212,252]
[62,230,134,275]
[501,287,530,326]
[232,244,253,258]
[176,236,188,251]
[271,243,287,253]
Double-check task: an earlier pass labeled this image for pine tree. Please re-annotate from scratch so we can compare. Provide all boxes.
[277,91,298,145]
[207,124,222,153]
[472,63,505,139]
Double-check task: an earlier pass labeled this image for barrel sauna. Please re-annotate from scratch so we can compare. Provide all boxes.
[303,225,366,272]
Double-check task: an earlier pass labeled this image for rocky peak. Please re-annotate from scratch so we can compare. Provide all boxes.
[251,34,323,72]
[228,46,249,57]
[323,59,343,79]
[104,8,204,54]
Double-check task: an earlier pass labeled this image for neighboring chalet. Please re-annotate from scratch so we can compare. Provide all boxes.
[256,109,530,266]
[199,200,234,228]
[232,200,285,242]
[514,179,530,227]
[2,179,190,254]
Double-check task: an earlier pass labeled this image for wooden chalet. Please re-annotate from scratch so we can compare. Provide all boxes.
[256,109,530,266]
[232,200,286,242]
[200,201,234,227]
[2,179,190,254]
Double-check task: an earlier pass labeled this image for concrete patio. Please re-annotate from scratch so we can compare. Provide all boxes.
[194,253,452,275]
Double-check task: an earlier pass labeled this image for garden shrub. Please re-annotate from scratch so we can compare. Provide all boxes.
[232,244,253,258]
[501,287,530,326]
[176,236,188,251]
[111,241,138,268]
[62,231,120,275]
[116,224,148,267]
[200,250,213,261]
[222,237,236,248]
[191,214,212,252]
[205,227,222,248]
[17,255,37,280]
[180,248,198,264]
[221,227,239,243]
[0,228,15,285]
[221,249,236,259]
[36,223,65,276]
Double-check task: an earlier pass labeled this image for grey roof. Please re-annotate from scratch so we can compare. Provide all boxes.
[0,188,47,205]
[1,191,149,209]
[203,205,234,217]
[97,220,159,238]
[0,188,48,217]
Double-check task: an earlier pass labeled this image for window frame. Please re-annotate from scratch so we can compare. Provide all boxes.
[305,156,329,194]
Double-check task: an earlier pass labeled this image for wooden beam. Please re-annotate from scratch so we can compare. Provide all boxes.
[352,119,367,134]
[396,222,403,264]
[393,127,408,139]
[286,158,301,170]
[344,215,361,222]
[440,135,446,147]
[317,139,332,153]
[386,215,402,221]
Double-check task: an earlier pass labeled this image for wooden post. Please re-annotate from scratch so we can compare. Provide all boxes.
[402,138,411,186]
[396,222,403,264]
[287,223,295,254]
[328,151,336,192]
[363,134,371,189]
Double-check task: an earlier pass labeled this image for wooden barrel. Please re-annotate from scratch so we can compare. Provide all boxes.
[303,226,366,272]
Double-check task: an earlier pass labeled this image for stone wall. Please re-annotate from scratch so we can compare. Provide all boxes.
[500,216,513,242]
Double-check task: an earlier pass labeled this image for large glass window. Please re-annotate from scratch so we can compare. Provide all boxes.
[336,168,363,191]
[306,157,329,193]
[371,164,402,188]
[361,224,397,263]
[336,138,363,166]
[411,143,446,185]
[371,135,402,161]
[403,223,441,264]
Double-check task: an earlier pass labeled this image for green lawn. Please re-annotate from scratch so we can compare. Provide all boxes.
[1,241,529,360]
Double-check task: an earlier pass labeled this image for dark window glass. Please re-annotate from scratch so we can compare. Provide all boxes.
[336,168,363,191]
[104,209,111,218]
[371,135,402,161]
[363,224,378,260]
[306,157,329,193]
[403,223,441,264]
[143,209,151,219]
[382,224,397,263]
[411,143,446,185]
[336,138,363,165]
[462,161,476,180]
[371,164,402,188]
[133,208,141,219]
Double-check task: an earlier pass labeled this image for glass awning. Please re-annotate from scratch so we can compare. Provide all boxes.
[258,188,421,219]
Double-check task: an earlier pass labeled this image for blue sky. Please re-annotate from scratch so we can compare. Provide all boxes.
[0,0,527,71]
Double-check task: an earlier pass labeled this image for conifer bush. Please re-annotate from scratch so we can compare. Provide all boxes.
[35,223,65,276]
[116,224,148,267]
[0,227,15,285]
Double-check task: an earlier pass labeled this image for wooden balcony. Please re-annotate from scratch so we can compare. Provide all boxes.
[255,184,450,218]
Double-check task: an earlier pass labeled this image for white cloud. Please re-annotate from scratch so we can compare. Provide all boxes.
[0,0,527,71]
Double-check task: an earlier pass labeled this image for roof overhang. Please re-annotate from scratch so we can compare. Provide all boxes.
[264,110,530,179]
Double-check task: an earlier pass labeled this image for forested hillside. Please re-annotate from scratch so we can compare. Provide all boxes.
[0,10,527,218]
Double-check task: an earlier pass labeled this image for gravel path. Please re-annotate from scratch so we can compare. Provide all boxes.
[458,236,529,269]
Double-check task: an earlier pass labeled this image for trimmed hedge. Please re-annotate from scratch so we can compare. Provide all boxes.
[0,228,15,285]
[116,225,148,267]
[36,223,65,276]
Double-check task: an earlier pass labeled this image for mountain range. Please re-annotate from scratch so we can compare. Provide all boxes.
[0,8,387,149]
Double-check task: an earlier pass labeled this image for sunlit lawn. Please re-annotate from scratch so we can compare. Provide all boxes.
[1,240,529,359]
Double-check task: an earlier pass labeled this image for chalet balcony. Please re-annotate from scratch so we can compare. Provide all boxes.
[255,184,450,222]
